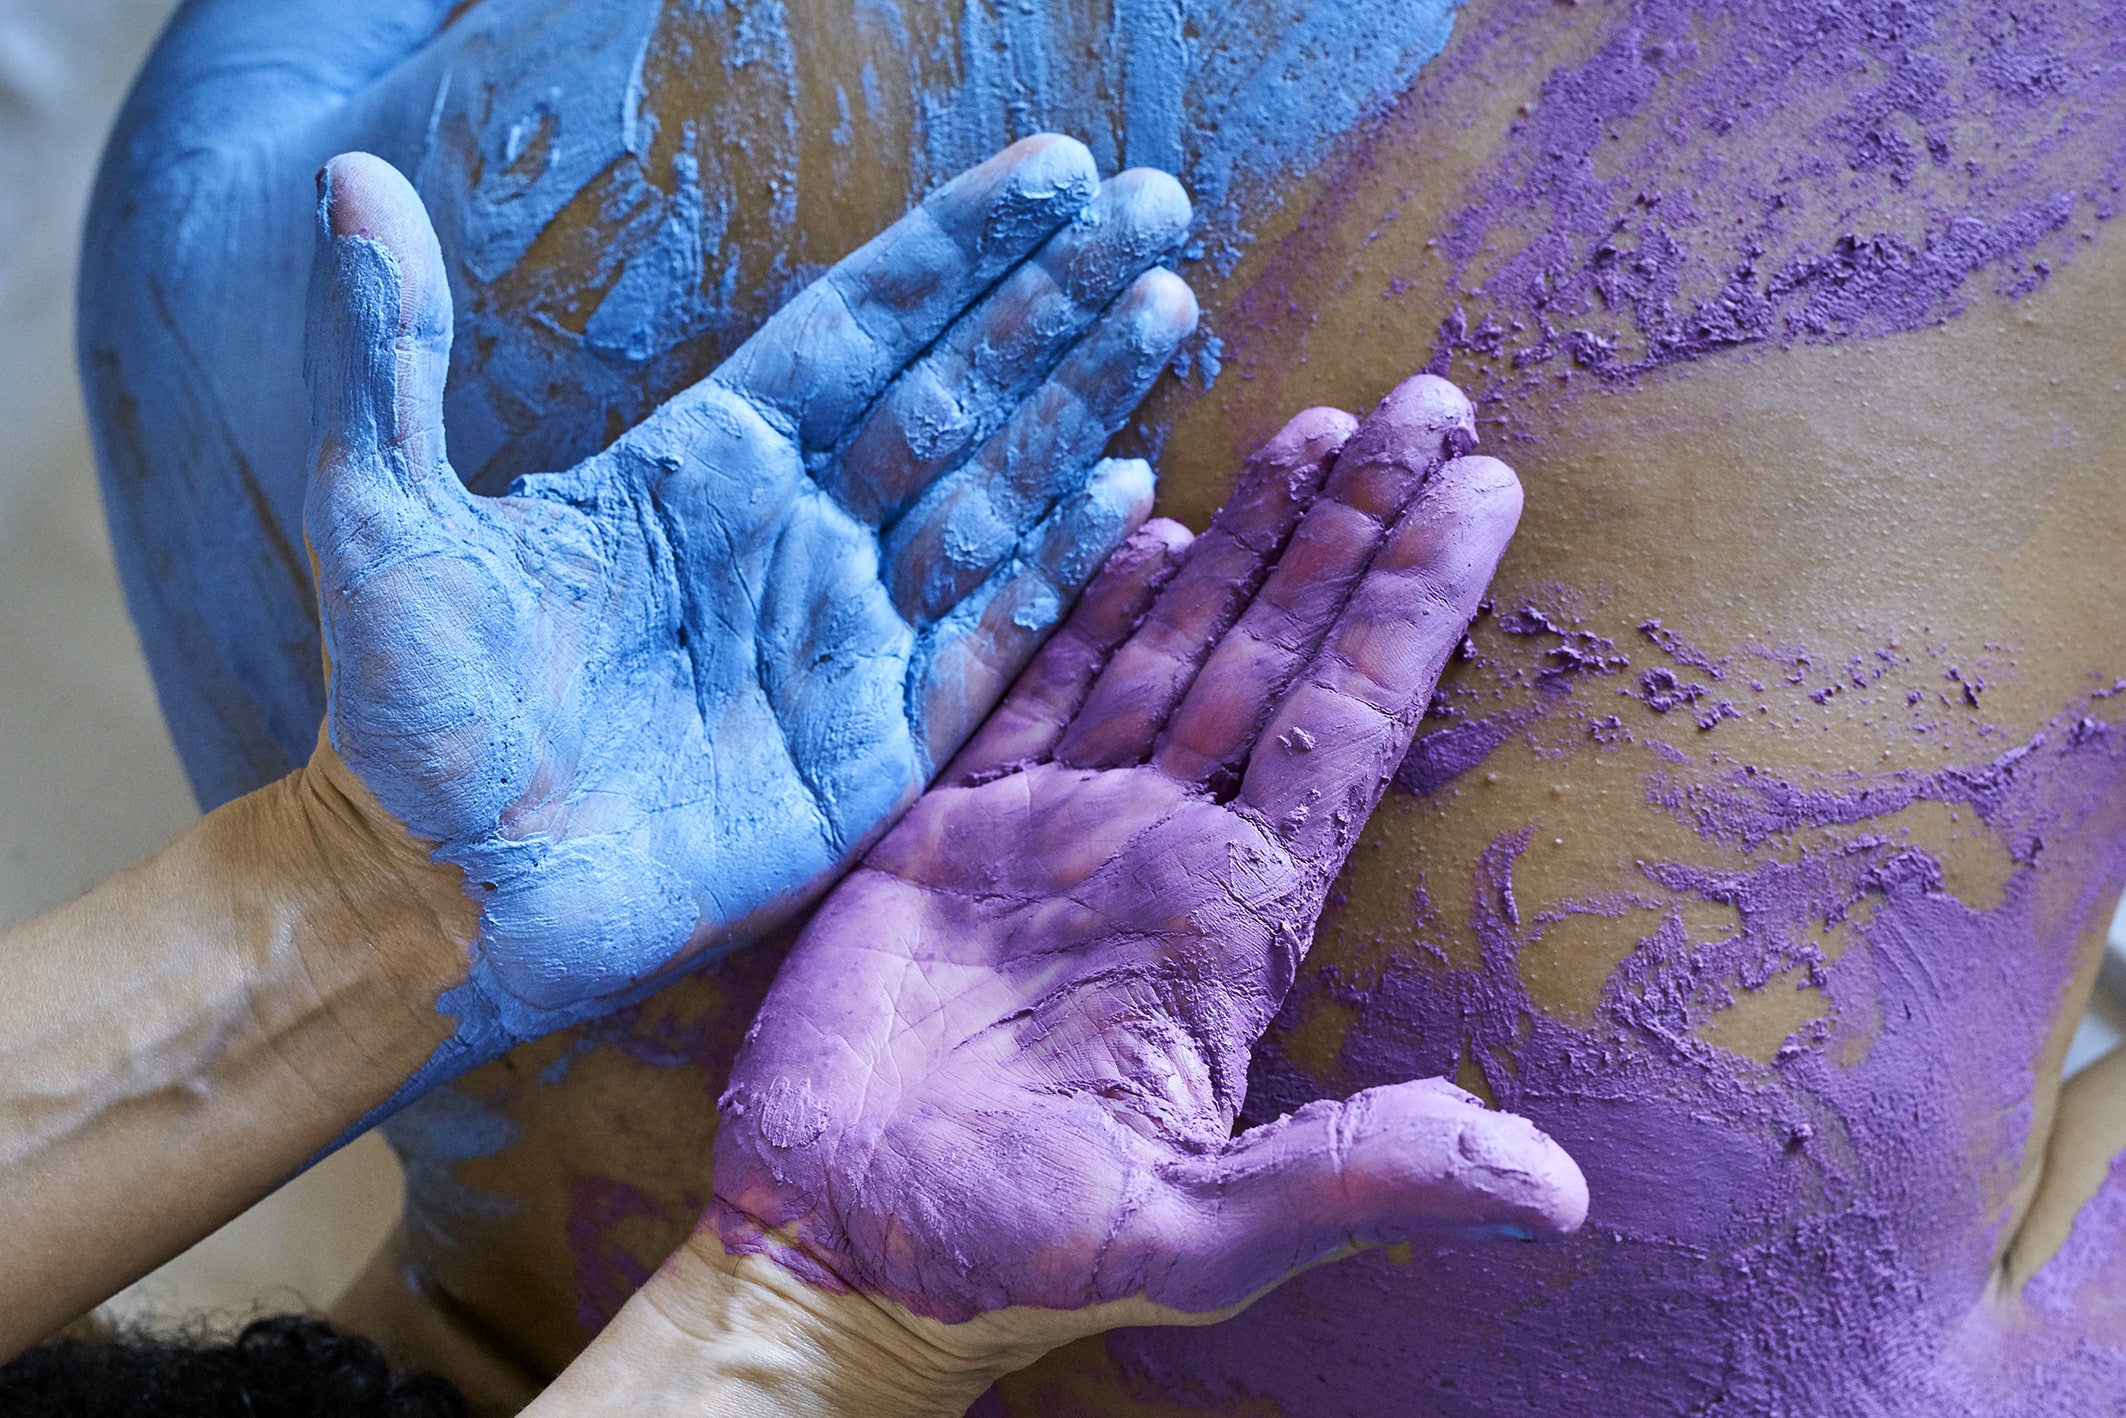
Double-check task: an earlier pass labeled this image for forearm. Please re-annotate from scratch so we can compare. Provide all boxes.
[0,754,472,1353]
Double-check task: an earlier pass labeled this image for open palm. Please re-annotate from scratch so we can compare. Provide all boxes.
[710,377,1586,1340]
[304,139,1196,1062]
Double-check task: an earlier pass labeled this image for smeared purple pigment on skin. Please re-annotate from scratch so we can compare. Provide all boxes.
[1058,582,2126,1411]
[1417,0,2126,404]
[708,380,1589,1324]
[1637,666,1708,714]
[1083,602,2126,1412]
[566,1176,690,1334]
[1216,0,2126,447]
[1641,619,1729,682]
[1085,31,2126,1404]
[1393,711,1526,798]
[1395,595,1644,795]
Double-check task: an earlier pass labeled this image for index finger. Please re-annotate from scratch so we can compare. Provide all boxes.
[710,135,1099,455]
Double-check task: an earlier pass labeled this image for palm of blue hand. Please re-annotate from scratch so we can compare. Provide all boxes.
[307,141,1194,1049]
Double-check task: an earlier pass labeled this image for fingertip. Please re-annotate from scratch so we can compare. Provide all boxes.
[1129,266,1201,343]
[1351,372,1478,463]
[317,152,446,339]
[1435,454,1525,534]
[321,152,417,241]
[1135,515,1195,559]
[1552,1155,1592,1233]
[1076,515,1189,608]
[1107,166,1195,243]
[995,132,1100,207]
[1444,1103,1588,1237]
[1384,372,1477,437]
[1088,454,1157,524]
[1095,515,1192,579]
[1262,405,1361,468]
[1407,1076,1487,1108]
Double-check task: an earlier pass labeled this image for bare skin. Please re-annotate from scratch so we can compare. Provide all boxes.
[0,749,470,1355]
[88,0,2126,1409]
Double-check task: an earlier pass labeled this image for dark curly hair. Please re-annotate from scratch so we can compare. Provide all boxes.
[0,1315,468,1417]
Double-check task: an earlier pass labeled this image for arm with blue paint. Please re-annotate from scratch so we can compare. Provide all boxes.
[307,136,1195,1092]
[1,135,1196,1354]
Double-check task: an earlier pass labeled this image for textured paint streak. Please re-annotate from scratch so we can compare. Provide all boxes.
[567,1175,694,1334]
[380,1080,523,1260]
[1221,0,2126,430]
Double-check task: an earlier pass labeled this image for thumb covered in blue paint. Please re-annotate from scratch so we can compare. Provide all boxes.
[304,151,467,581]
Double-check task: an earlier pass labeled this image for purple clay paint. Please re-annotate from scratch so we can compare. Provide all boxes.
[1221,0,2126,438]
[1018,0,2126,1409]
[1095,648,2126,1415]
[711,379,1587,1324]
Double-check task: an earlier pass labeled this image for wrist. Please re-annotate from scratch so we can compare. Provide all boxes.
[287,736,479,1017]
[527,1238,1045,1418]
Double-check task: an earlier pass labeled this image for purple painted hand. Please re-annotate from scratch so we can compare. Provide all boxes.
[706,376,1587,1346]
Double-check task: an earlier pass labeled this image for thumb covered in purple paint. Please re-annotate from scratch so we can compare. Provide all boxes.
[1141,1080,1588,1308]
[697,375,1584,1367]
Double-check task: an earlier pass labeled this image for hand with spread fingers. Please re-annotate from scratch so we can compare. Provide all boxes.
[529,378,1584,1417]
[303,136,1197,1077]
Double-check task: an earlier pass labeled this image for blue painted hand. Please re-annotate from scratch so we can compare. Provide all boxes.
[303,138,1198,1075]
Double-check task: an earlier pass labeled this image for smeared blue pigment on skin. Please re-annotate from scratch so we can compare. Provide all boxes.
[378,1080,523,1259]
[80,0,1466,811]
[300,133,1194,1124]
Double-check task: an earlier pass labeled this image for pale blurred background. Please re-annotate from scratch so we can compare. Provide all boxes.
[0,0,2120,1346]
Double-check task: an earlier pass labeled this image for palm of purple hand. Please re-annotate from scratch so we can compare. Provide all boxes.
[711,378,1587,1334]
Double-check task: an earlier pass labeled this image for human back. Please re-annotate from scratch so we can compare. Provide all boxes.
[83,0,2126,1411]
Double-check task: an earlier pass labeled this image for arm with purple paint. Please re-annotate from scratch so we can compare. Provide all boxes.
[527,379,1587,1417]
[0,135,1201,1352]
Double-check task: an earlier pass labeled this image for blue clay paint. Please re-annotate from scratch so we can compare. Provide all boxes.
[299,135,1193,1124]
[379,1079,524,1237]
[80,0,1462,1136]
[81,0,1466,812]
